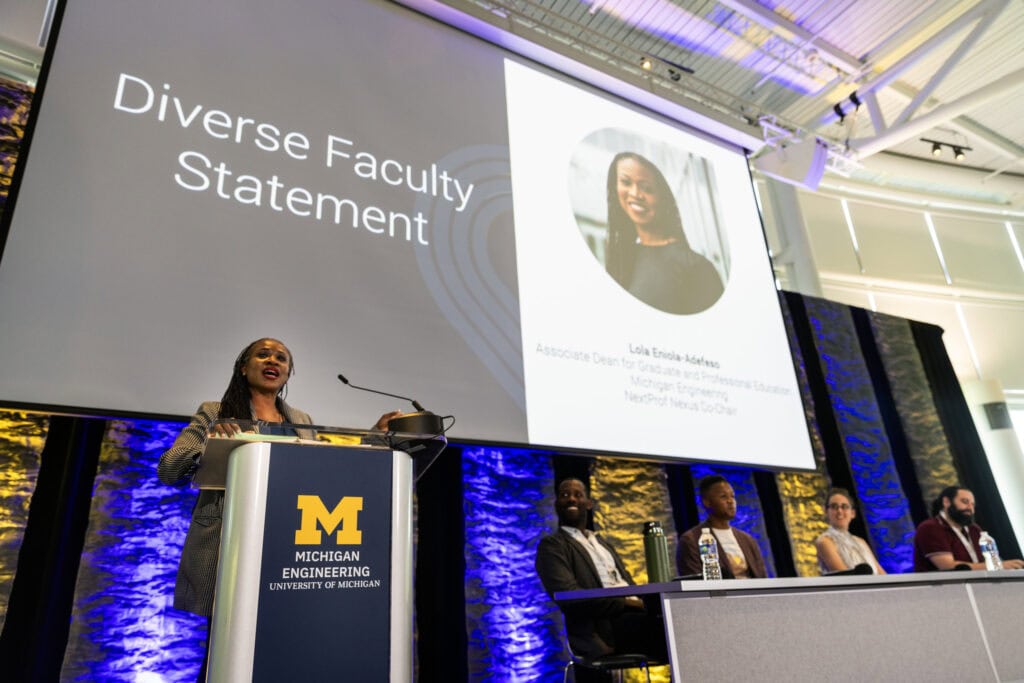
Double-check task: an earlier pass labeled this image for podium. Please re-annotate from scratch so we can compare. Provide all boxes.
[195,422,444,682]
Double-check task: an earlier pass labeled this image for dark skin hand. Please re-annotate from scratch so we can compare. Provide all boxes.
[373,411,404,430]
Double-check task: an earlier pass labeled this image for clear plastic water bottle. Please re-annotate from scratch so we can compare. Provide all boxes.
[698,528,722,580]
[979,531,1003,571]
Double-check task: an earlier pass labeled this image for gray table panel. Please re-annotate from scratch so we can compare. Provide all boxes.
[557,572,1024,682]
[970,582,1024,681]
[666,583,994,682]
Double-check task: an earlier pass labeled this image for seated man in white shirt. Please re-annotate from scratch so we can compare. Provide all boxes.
[535,478,665,671]
[677,475,768,579]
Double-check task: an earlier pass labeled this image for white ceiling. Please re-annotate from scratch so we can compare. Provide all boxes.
[4,0,1022,200]
[409,0,1024,206]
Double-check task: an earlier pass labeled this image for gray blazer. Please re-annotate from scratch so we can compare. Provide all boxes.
[158,400,313,616]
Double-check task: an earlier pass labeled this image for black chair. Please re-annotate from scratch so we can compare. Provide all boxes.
[558,601,667,682]
[822,562,873,577]
[563,647,652,683]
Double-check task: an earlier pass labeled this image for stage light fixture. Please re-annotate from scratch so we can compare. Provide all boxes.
[921,137,972,161]
[641,55,694,81]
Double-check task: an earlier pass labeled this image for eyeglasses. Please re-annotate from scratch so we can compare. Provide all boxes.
[827,503,852,511]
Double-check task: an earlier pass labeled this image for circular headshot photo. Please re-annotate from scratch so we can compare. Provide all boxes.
[568,129,730,314]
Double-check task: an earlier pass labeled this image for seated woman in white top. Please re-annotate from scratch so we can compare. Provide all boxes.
[815,488,886,575]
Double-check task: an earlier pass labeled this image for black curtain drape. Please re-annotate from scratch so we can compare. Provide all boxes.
[414,445,468,682]
[911,321,1021,559]
[0,416,105,681]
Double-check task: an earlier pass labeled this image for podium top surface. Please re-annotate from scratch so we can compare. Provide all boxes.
[205,418,442,442]
[193,420,445,489]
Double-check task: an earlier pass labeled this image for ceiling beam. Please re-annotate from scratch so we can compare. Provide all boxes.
[888,76,1024,165]
[951,116,1024,169]
[714,0,863,74]
[0,36,43,84]
[863,91,886,134]
[849,67,1024,158]
[890,0,1006,127]
[396,0,765,149]
[806,0,1008,129]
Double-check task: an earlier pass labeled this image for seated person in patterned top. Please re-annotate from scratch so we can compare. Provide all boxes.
[913,485,1024,571]
[677,475,767,579]
[815,488,886,575]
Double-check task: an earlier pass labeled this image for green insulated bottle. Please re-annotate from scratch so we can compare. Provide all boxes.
[643,520,672,583]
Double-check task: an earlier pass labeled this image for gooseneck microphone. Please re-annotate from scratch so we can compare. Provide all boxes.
[337,373,425,412]
[337,372,452,482]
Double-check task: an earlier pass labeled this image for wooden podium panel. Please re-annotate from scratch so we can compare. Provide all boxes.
[206,441,412,682]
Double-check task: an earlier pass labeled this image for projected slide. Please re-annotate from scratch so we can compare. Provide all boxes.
[507,63,808,466]
[0,0,813,469]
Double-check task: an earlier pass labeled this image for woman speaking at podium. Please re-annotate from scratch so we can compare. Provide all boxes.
[157,338,399,667]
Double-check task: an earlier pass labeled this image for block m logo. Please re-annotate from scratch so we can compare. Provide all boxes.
[294,495,363,545]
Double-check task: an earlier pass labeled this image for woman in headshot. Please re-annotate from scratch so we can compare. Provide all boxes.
[815,488,886,575]
[157,337,398,675]
[605,151,724,314]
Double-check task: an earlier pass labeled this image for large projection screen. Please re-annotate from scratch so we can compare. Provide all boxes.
[0,0,814,470]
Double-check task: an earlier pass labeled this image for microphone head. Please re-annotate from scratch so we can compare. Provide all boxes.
[337,374,350,385]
